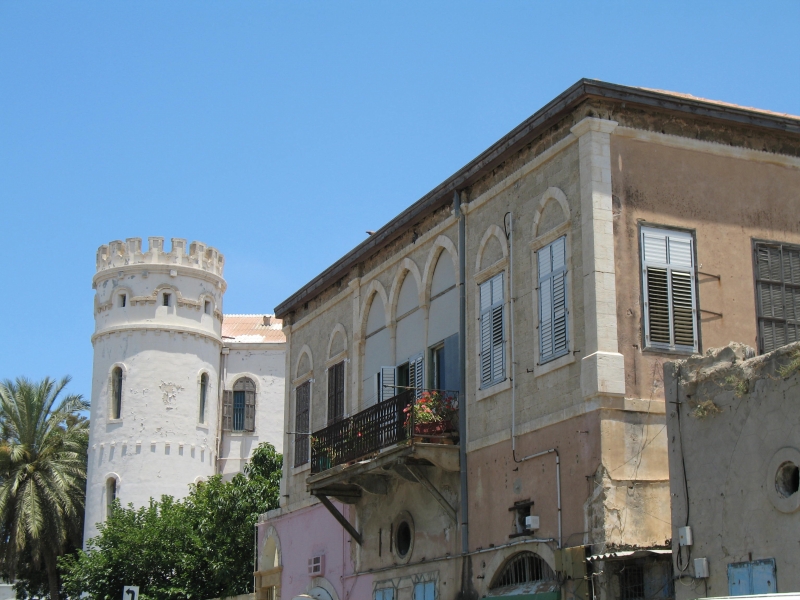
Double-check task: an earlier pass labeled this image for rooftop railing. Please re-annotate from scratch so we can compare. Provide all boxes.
[310,388,459,474]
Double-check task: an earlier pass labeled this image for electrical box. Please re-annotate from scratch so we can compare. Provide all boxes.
[694,557,709,579]
[678,526,693,546]
[525,515,540,530]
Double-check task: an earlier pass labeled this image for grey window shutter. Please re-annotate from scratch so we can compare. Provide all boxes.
[244,389,256,432]
[538,236,569,363]
[380,366,396,401]
[641,227,697,352]
[408,353,424,398]
[327,361,345,424]
[294,382,310,467]
[755,242,800,353]
[222,390,233,431]
[443,333,460,393]
[480,273,505,388]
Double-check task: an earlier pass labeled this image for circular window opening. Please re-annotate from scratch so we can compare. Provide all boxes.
[396,521,412,557]
[776,461,800,498]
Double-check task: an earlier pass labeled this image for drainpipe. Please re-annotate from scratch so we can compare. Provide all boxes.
[215,346,229,473]
[507,212,562,549]
[455,190,469,555]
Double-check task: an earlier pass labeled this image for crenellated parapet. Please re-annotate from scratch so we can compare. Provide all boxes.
[96,237,224,277]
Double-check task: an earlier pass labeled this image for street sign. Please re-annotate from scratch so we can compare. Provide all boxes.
[123,586,139,600]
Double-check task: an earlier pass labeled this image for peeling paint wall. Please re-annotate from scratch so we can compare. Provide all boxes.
[666,342,800,599]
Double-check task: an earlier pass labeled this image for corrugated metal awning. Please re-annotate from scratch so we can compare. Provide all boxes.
[587,549,671,562]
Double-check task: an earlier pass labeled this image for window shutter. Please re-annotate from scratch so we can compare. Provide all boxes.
[480,273,505,388]
[294,382,310,467]
[379,366,396,402]
[408,353,424,398]
[327,361,345,424]
[244,389,256,432]
[755,242,800,353]
[641,227,697,352]
[222,390,233,431]
[538,237,569,363]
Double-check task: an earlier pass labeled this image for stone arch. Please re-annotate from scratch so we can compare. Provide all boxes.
[295,345,313,380]
[422,235,459,301]
[359,280,389,338]
[475,224,509,273]
[533,187,570,238]
[259,525,282,571]
[327,323,348,359]
[306,578,339,600]
[388,258,423,319]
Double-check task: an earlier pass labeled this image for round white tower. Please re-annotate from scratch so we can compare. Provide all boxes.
[84,237,226,543]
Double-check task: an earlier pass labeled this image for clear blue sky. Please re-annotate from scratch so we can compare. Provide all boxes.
[1,1,799,401]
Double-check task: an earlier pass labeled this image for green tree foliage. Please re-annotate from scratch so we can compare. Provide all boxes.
[61,442,282,600]
[0,376,89,600]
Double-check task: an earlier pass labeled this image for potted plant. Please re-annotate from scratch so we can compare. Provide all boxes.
[403,391,456,439]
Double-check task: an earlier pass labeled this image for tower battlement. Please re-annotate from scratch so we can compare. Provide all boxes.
[96,237,225,277]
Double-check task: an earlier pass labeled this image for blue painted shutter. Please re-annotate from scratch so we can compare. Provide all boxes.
[728,562,750,596]
[538,236,568,363]
[752,559,777,594]
[728,559,777,596]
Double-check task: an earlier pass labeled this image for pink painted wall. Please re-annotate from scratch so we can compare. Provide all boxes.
[258,502,374,600]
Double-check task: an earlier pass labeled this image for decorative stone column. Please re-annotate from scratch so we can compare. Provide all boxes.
[570,118,626,400]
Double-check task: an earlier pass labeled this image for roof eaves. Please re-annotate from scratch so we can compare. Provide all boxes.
[275,79,800,318]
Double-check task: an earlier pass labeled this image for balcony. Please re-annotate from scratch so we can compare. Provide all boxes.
[306,389,461,544]
[310,388,459,474]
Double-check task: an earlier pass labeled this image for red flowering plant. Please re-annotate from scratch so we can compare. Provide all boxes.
[403,390,457,434]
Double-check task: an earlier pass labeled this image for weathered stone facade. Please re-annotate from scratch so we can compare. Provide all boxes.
[258,80,800,600]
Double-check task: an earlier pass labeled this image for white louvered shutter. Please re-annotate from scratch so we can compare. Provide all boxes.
[379,366,396,402]
[641,227,697,352]
[479,273,505,388]
[538,236,569,363]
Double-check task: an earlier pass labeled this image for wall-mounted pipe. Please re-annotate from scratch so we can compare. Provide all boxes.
[507,211,563,549]
[456,190,469,555]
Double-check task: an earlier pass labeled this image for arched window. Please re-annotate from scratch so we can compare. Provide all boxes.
[223,377,256,432]
[106,477,117,518]
[490,552,555,591]
[111,367,123,419]
[199,373,208,423]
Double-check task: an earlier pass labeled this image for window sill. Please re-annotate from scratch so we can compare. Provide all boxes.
[535,351,575,378]
[292,462,311,476]
[642,345,697,356]
[476,377,511,402]
[107,418,123,425]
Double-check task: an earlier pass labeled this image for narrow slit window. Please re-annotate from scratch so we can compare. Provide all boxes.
[199,373,208,423]
[204,300,212,315]
[119,294,126,308]
[111,366,123,419]
[163,293,171,307]
[106,478,117,517]
[641,227,698,353]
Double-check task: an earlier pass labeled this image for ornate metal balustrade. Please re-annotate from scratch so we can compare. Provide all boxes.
[310,389,459,474]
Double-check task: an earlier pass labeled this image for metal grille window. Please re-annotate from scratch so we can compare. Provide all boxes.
[375,588,395,600]
[641,227,698,353]
[294,381,310,467]
[619,563,645,600]
[490,552,555,590]
[231,377,256,432]
[413,582,435,600]
[538,236,569,363]
[479,273,505,387]
[327,361,345,425]
[754,241,800,353]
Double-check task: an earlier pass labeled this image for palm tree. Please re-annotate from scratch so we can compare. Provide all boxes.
[0,376,89,599]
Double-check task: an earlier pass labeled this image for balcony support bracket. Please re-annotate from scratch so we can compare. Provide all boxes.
[406,465,458,524]
[314,493,364,546]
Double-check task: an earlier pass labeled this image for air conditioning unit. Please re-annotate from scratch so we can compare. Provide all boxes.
[308,554,325,576]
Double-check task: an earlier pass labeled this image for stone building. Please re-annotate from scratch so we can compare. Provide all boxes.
[665,342,800,599]
[255,79,800,600]
[84,237,285,543]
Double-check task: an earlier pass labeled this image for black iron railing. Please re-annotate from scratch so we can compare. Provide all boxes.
[310,389,459,474]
